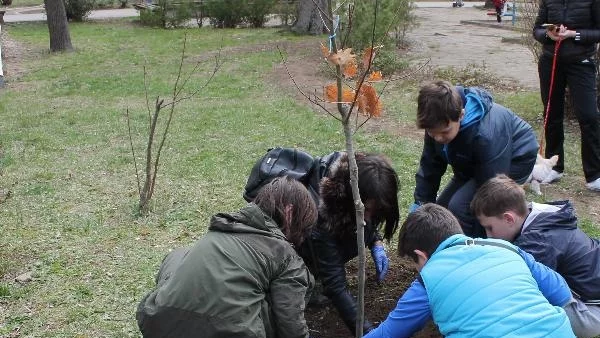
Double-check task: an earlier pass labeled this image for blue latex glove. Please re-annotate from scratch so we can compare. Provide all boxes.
[371,244,389,282]
[409,202,421,213]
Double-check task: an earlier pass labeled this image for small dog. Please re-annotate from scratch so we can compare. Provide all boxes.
[525,154,559,195]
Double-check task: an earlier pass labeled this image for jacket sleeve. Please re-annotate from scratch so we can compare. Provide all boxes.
[518,248,572,307]
[313,230,373,334]
[363,279,431,338]
[532,0,549,43]
[579,0,600,43]
[270,253,312,338]
[515,231,559,270]
[414,134,447,204]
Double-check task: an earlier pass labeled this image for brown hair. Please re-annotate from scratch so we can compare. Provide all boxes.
[254,176,318,248]
[417,80,463,129]
[319,153,400,240]
[397,204,463,262]
[470,174,529,218]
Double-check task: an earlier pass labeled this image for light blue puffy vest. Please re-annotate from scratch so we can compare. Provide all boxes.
[421,235,574,337]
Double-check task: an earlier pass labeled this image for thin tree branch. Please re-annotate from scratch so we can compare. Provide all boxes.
[144,64,152,124]
[126,107,142,197]
[277,46,342,122]
[163,48,224,108]
[310,0,332,33]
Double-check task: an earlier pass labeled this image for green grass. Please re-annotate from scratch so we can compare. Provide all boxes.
[7,0,43,7]
[0,22,420,337]
[0,20,598,337]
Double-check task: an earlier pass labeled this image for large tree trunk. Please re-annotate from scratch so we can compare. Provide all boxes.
[291,0,328,35]
[44,0,73,52]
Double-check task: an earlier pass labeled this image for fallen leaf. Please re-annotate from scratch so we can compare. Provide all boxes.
[15,271,33,283]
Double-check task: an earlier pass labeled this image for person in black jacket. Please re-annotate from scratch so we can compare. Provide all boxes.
[533,2,600,191]
[471,174,600,338]
[410,80,538,237]
[244,150,400,335]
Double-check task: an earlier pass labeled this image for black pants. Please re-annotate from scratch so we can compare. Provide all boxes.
[538,55,600,183]
[495,5,502,22]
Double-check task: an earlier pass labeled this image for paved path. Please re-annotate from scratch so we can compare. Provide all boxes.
[2,6,139,23]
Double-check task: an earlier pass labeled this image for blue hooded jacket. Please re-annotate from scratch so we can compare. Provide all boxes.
[413,86,539,204]
[515,200,600,300]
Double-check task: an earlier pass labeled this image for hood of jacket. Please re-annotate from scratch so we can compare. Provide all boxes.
[456,86,492,130]
[519,200,578,233]
[208,203,287,242]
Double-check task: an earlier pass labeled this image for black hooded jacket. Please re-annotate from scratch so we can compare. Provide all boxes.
[514,200,600,300]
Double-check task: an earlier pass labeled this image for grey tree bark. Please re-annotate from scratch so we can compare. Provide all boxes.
[291,0,329,35]
[44,0,73,52]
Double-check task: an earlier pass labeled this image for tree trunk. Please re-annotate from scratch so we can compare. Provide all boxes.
[44,0,73,52]
[291,0,328,35]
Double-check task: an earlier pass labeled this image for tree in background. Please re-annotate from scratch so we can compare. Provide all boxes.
[291,0,329,34]
[127,35,222,216]
[44,0,73,52]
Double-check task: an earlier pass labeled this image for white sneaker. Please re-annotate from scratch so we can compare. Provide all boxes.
[541,170,563,184]
[586,177,600,192]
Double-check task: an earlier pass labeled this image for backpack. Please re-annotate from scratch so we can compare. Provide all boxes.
[243,147,317,202]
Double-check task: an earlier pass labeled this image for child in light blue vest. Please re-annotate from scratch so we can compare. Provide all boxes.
[364,203,574,338]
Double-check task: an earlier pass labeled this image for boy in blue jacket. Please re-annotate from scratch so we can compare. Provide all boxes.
[471,174,600,338]
[364,203,574,338]
[411,80,538,237]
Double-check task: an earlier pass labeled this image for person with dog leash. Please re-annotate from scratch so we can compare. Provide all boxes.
[533,1,600,191]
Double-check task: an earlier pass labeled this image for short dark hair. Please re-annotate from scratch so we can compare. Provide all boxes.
[417,80,463,130]
[471,174,529,218]
[397,204,463,262]
[254,176,318,248]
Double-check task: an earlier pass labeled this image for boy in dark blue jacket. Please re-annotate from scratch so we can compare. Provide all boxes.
[471,174,600,338]
[411,80,538,237]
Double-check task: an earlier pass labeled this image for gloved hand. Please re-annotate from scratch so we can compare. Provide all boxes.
[409,202,421,213]
[371,243,388,282]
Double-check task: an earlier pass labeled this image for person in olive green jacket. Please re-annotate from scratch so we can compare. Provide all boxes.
[136,176,318,338]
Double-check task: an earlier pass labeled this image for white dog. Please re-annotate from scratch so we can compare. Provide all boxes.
[525,154,559,195]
